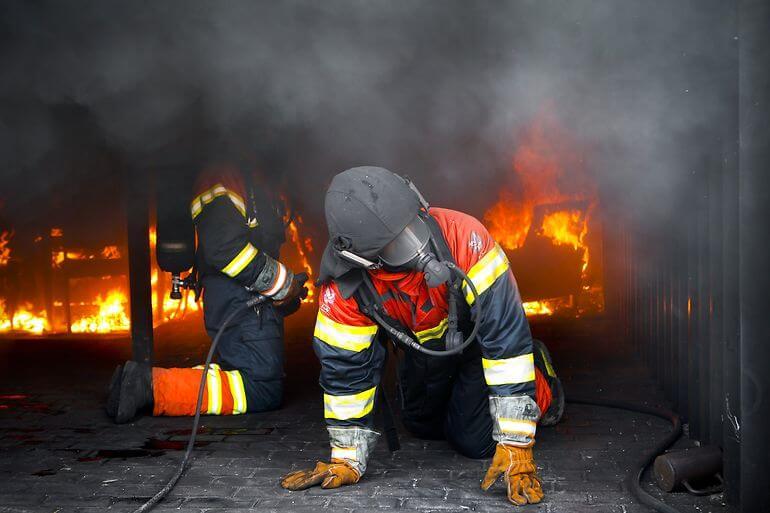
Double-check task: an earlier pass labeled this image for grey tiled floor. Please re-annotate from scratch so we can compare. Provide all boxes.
[0,315,733,512]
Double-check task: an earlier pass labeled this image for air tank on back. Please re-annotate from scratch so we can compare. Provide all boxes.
[155,168,196,299]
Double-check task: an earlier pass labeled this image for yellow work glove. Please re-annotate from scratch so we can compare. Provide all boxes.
[481,444,544,506]
[280,459,360,490]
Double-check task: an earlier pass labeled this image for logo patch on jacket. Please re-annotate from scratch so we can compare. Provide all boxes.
[321,288,336,314]
[469,231,483,253]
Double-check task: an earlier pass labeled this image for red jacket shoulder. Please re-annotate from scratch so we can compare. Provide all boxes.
[318,281,374,327]
[430,207,497,272]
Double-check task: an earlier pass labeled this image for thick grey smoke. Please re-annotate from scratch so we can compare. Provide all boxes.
[0,0,733,230]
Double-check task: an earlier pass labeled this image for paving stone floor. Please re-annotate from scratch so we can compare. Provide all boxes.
[0,313,734,512]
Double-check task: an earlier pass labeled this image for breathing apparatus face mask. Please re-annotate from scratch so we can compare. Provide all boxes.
[336,212,451,288]
[379,215,451,287]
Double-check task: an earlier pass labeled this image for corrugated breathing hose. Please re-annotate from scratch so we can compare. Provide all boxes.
[566,396,683,513]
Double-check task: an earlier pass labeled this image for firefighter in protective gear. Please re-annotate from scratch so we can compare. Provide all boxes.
[280,167,564,506]
[107,165,307,423]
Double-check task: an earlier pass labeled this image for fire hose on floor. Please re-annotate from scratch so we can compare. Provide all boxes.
[132,295,267,513]
[133,294,684,513]
[566,396,684,513]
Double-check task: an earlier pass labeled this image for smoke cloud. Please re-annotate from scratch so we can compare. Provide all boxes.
[0,0,734,232]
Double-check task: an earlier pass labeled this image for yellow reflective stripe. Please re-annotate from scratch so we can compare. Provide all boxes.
[541,348,557,378]
[415,318,449,344]
[225,370,248,415]
[190,183,247,219]
[205,367,222,415]
[463,243,510,304]
[324,387,377,420]
[221,243,258,277]
[227,192,246,217]
[498,418,537,437]
[331,447,358,462]
[314,313,377,352]
[482,353,535,385]
[193,363,220,370]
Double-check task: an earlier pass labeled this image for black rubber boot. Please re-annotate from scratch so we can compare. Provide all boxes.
[115,361,154,424]
[533,339,565,427]
[105,364,123,418]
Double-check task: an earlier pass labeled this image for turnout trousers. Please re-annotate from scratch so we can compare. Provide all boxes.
[399,341,553,459]
[152,273,285,416]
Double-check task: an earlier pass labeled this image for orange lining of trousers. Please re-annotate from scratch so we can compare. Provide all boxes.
[152,367,236,416]
[534,367,553,417]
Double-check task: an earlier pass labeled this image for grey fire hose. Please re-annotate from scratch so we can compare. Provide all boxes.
[567,396,684,513]
[132,294,268,513]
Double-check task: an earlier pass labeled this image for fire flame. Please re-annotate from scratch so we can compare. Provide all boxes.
[523,300,554,317]
[538,209,589,273]
[484,107,600,317]
[70,290,130,334]
[286,216,316,303]
[0,231,11,267]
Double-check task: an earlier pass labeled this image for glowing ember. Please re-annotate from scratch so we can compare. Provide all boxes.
[70,290,130,333]
[0,231,11,266]
[523,300,554,316]
[101,246,121,259]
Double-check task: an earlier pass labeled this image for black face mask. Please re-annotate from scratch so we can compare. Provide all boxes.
[337,214,451,288]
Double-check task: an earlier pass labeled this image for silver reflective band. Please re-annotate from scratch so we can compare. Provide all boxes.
[338,250,380,270]
[489,395,541,447]
[328,426,380,475]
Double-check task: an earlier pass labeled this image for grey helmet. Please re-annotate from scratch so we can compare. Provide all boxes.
[319,166,433,284]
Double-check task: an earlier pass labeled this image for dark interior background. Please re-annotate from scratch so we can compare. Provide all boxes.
[1,1,767,510]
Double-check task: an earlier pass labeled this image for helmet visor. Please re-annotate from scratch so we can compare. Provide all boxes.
[379,215,431,267]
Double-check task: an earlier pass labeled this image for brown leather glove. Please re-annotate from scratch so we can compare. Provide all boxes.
[280,459,360,490]
[481,444,544,506]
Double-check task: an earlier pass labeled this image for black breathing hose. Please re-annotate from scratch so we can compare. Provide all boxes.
[566,396,683,513]
[370,262,482,357]
[132,295,266,513]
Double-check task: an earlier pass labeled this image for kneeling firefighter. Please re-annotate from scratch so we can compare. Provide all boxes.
[107,164,307,423]
[281,167,564,506]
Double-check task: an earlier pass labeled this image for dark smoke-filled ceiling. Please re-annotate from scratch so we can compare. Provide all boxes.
[0,0,735,233]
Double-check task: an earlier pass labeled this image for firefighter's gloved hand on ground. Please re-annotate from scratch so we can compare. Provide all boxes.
[280,459,360,490]
[481,444,544,506]
[272,272,308,308]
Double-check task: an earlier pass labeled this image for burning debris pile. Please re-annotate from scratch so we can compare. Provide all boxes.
[484,110,604,318]
[0,204,317,336]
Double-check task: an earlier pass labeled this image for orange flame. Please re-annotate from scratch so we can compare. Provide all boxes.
[0,231,11,267]
[286,216,316,303]
[538,209,590,273]
[522,300,554,316]
[70,290,130,334]
[483,107,600,316]
[0,301,48,334]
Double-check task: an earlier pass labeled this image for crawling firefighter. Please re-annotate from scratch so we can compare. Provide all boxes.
[280,167,564,506]
[107,164,307,423]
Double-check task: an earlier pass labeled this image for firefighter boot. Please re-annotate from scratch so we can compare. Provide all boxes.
[115,361,153,424]
[533,339,564,426]
[105,364,123,418]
